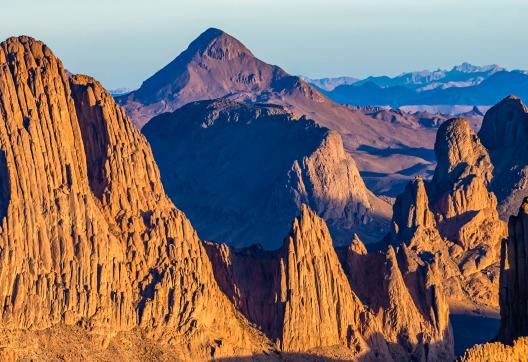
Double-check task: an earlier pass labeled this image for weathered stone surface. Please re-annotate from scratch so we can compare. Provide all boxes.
[460,194,528,360]
[388,118,506,310]
[431,118,495,220]
[498,198,528,344]
[143,99,391,248]
[206,205,390,357]
[206,205,454,361]
[390,177,437,245]
[341,243,453,361]
[0,36,271,360]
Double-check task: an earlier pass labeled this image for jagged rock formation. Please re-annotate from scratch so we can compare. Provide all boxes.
[479,96,528,219]
[461,197,528,360]
[0,36,272,359]
[498,198,528,344]
[205,205,454,361]
[117,28,451,198]
[458,337,528,362]
[388,118,506,309]
[341,241,453,361]
[431,119,503,276]
[0,34,458,362]
[143,99,390,248]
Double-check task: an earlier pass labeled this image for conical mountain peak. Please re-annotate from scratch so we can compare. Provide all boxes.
[188,27,253,59]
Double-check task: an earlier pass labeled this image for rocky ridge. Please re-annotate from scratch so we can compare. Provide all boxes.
[142,99,391,248]
[388,118,506,309]
[205,205,454,361]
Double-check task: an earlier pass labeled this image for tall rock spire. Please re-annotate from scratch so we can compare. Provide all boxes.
[388,118,506,309]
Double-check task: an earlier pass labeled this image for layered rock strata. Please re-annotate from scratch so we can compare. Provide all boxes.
[498,197,528,344]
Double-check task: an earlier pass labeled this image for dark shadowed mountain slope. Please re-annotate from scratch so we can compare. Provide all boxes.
[142,99,391,248]
[118,28,445,197]
[478,96,528,219]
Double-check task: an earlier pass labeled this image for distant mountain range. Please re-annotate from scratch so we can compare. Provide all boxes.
[301,76,359,91]
[108,87,132,96]
[307,63,528,107]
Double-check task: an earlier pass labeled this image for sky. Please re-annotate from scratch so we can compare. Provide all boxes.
[1,0,527,89]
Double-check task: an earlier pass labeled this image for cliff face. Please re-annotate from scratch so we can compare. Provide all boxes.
[206,205,454,361]
[0,36,271,359]
[143,99,390,248]
[431,119,505,277]
[460,199,528,359]
[389,118,506,309]
[342,242,453,361]
[431,118,495,220]
[499,198,528,344]
[479,96,528,219]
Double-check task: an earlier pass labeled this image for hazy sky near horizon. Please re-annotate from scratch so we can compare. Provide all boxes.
[1,0,527,89]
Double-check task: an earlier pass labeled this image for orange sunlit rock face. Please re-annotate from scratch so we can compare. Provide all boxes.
[0,36,272,360]
[1,33,528,362]
[388,118,507,310]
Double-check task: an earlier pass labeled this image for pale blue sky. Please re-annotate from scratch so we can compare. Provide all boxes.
[1,0,527,89]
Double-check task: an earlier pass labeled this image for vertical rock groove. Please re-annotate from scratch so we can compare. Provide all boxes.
[0,151,10,222]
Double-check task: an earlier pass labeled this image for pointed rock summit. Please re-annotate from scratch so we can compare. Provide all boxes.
[388,117,506,310]
[431,118,497,224]
[118,28,293,128]
[205,205,454,360]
